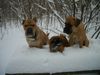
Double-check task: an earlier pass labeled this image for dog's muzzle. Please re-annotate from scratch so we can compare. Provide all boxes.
[63,23,72,34]
[26,27,36,39]
[50,40,63,52]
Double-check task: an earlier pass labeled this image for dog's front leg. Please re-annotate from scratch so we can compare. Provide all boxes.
[26,38,43,48]
[58,45,64,53]
[69,36,75,46]
[79,40,83,48]
[32,40,43,48]
[84,39,89,47]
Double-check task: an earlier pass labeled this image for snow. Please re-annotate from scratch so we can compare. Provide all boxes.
[48,2,64,25]
[6,44,100,73]
[34,3,47,11]
[48,0,54,3]
[0,26,25,75]
[0,22,100,75]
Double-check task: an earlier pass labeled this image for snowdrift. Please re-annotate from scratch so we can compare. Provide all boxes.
[6,43,100,74]
[0,25,100,75]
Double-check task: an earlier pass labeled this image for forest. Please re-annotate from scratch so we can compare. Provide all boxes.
[0,0,100,39]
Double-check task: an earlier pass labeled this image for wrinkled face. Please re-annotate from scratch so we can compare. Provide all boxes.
[63,16,81,35]
[22,19,37,39]
[49,35,68,53]
[50,38,63,52]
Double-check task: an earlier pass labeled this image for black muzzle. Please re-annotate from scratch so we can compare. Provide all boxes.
[50,39,63,52]
[63,23,72,34]
[26,27,36,39]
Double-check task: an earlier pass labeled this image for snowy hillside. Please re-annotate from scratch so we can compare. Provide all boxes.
[0,22,100,75]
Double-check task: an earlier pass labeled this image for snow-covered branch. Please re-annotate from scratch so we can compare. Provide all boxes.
[34,3,47,11]
[47,1,64,28]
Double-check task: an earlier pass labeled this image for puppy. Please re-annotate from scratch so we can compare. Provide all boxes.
[63,16,89,48]
[49,34,69,53]
[22,17,49,48]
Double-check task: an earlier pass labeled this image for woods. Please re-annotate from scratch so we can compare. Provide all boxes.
[0,0,100,39]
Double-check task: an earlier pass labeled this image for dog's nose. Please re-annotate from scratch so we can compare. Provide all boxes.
[26,27,33,36]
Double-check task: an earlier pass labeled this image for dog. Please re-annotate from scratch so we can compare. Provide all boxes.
[49,34,69,53]
[22,17,49,48]
[63,16,89,48]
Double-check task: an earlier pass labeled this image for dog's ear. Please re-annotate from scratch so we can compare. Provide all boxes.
[22,20,25,25]
[33,17,37,23]
[75,18,81,27]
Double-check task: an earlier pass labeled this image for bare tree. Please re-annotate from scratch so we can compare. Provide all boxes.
[0,0,100,38]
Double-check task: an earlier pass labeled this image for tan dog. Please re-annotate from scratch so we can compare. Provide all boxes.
[64,16,89,48]
[22,17,48,48]
[49,34,69,53]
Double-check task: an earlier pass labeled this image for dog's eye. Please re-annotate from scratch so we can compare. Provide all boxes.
[24,25,28,27]
[32,24,35,26]
[29,24,35,27]
[73,18,75,21]
[24,25,34,27]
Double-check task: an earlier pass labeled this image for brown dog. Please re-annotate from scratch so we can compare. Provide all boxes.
[49,34,69,53]
[64,16,89,48]
[22,17,48,48]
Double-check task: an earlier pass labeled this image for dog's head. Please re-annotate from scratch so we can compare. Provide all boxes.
[63,16,81,34]
[49,34,69,53]
[22,17,37,39]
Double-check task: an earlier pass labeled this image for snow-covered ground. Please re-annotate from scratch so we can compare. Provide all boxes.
[0,21,100,75]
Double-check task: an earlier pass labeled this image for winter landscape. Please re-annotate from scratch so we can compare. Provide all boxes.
[0,0,100,75]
